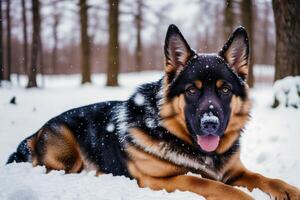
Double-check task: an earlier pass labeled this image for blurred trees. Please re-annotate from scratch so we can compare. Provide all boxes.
[262,1,270,65]
[273,0,300,81]
[0,0,281,87]
[79,0,91,84]
[106,0,119,86]
[223,0,255,87]
[241,0,254,87]
[6,0,11,81]
[134,0,143,72]
[38,14,44,87]
[51,2,60,74]
[21,0,28,76]
[0,0,3,85]
[223,0,234,41]
[27,0,41,88]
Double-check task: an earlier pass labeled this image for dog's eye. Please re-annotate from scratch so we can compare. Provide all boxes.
[186,86,197,96]
[221,85,231,94]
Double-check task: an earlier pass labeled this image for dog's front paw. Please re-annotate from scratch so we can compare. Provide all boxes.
[265,179,300,200]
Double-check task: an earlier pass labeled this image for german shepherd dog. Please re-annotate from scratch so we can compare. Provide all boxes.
[7,25,300,200]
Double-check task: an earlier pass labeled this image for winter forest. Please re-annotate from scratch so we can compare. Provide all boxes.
[1,0,299,87]
[0,0,300,200]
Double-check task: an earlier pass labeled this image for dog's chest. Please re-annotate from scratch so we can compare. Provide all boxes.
[169,149,226,180]
[128,132,226,180]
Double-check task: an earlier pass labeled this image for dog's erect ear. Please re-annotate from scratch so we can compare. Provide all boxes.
[164,24,193,79]
[219,26,249,80]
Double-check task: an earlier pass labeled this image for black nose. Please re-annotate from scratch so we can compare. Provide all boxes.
[200,119,220,135]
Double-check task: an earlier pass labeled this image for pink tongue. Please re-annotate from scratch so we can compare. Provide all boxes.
[197,135,220,152]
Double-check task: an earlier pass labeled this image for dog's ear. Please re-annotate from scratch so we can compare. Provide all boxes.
[219,26,249,80]
[164,24,193,80]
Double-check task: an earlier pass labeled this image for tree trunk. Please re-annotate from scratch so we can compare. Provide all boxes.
[22,0,28,75]
[241,0,254,87]
[223,0,234,41]
[0,0,3,85]
[27,0,40,88]
[52,9,60,74]
[272,0,300,81]
[213,4,222,51]
[106,0,119,86]
[38,30,44,87]
[263,2,270,64]
[79,0,91,84]
[135,0,143,72]
[6,0,11,81]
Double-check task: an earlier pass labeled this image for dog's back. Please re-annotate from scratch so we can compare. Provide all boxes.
[7,101,132,176]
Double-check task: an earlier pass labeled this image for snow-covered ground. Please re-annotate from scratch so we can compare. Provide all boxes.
[272,76,300,108]
[0,72,299,200]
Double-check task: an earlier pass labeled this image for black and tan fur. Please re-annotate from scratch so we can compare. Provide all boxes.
[7,25,300,200]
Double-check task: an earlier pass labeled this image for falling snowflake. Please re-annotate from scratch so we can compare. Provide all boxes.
[106,123,115,132]
[145,117,155,128]
[134,93,145,106]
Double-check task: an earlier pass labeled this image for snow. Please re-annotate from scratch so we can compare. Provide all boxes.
[253,64,275,77]
[1,72,300,200]
[133,93,145,106]
[106,123,115,132]
[273,76,300,108]
[115,103,129,143]
[200,112,219,124]
[145,117,156,129]
[0,163,202,200]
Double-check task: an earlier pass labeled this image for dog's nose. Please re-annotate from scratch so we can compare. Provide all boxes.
[200,112,220,135]
[201,120,220,134]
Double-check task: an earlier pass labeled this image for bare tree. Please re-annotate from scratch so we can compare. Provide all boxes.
[150,4,171,69]
[213,4,223,51]
[0,0,3,85]
[6,0,11,81]
[27,0,41,88]
[79,0,91,84]
[241,0,254,87]
[52,3,61,74]
[52,14,59,73]
[224,0,234,41]
[272,0,300,81]
[106,0,120,86]
[38,28,44,87]
[134,0,143,71]
[22,0,28,75]
[262,2,270,64]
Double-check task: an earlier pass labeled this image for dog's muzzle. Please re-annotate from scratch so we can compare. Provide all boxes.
[200,112,220,135]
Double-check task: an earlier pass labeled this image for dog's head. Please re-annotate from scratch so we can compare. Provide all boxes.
[160,24,250,154]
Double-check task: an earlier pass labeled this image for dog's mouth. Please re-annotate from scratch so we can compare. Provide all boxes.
[196,134,220,152]
[195,112,221,152]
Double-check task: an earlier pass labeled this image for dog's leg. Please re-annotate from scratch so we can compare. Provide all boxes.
[127,152,252,199]
[225,162,300,200]
[137,174,253,200]
[129,161,252,200]
[27,125,83,173]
